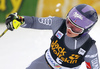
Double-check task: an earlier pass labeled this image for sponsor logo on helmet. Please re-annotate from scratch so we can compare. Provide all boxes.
[73,12,83,20]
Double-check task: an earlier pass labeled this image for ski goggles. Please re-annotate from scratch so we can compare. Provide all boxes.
[66,17,84,34]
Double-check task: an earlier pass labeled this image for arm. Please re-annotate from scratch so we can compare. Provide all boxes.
[84,44,100,69]
[21,16,64,33]
[21,16,52,29]
[5,13,64,34]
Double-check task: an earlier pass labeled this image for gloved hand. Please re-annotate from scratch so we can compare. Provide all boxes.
[5,13,24,31]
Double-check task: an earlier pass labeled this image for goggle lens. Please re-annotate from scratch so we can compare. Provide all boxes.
[66,17,84,34]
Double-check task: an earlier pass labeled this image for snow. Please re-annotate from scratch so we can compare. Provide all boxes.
[0,18,100,69]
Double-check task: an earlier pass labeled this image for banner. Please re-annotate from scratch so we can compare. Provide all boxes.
[0,0,100,23]
[0,0,38,23]
[36,0,100,18]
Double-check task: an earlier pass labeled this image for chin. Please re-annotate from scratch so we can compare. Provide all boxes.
[67,33,73,37]
[66,33,78,37]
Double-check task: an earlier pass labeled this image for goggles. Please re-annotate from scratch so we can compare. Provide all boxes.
[66,17,84,34]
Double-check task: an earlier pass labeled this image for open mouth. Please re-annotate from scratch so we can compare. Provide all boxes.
[67,30,72,34]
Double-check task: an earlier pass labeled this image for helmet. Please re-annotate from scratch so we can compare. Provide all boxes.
[67,4,98,36]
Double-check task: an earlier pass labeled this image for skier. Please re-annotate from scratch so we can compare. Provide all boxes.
[5,4,99,69]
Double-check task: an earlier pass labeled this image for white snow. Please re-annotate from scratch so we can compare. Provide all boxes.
[0,17,100,69]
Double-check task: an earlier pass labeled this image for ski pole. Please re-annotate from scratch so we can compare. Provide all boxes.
[0,29,8,38]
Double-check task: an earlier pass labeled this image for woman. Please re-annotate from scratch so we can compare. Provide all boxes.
[6,4,99,69]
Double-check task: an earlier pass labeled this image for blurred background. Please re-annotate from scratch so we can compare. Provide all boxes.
[0,0,100,22]
[0,0,100,69]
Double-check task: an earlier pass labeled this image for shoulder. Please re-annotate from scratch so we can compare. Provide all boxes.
[86,35,97,55]
[50,17,65,34]
[78,34,98,57]
[85,43,98,58]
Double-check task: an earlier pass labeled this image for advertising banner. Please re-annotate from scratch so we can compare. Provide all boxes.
[0,0,100,23]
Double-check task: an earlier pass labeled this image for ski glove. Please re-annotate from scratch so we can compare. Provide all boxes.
[5,13,24,31]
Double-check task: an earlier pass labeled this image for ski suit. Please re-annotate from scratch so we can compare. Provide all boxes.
[21,16,99,69]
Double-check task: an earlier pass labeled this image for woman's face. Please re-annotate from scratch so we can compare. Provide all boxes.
[66,17,84,37]
[66,28,79,37]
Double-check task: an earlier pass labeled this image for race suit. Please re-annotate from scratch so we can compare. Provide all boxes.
[21,16,99,69]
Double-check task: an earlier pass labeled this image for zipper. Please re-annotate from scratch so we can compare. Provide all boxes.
[75,39,77,49]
